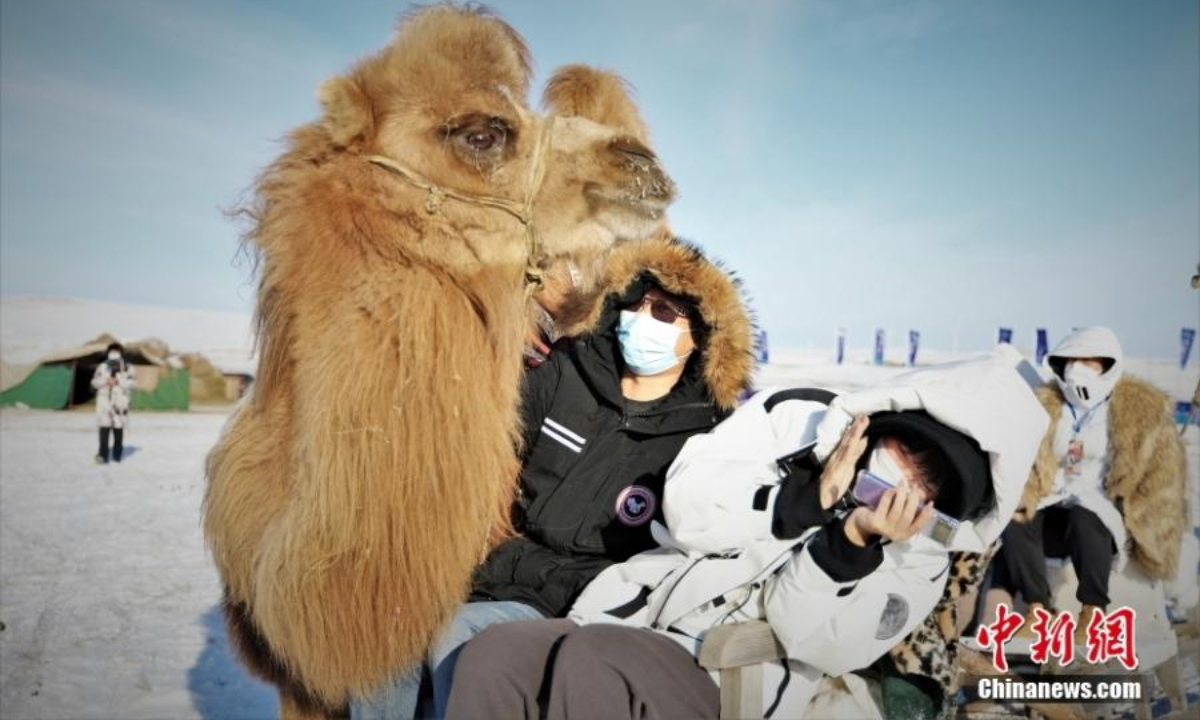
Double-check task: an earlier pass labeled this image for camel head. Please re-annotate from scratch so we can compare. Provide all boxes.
[533,65,675,263]
[314,5,674,279]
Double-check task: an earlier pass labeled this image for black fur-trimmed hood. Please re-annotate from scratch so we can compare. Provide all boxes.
[570,235,756,410]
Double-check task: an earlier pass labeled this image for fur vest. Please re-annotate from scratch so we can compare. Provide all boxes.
[1016,376,1187,579]
[887,546,997,703]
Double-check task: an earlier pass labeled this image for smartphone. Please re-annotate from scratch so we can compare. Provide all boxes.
[850,470,960,547]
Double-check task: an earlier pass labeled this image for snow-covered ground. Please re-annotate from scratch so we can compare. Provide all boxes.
[1,402,1196,719]
[0,408,278,720]
[0,298,1197,719]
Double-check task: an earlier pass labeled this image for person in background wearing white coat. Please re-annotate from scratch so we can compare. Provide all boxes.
[92,342,135,464]
[994,326,1188,638]
[445,346,1049,719]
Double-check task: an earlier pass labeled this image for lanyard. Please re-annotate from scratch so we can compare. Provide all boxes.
[364,115,554,293]
[1067,397,1109,435]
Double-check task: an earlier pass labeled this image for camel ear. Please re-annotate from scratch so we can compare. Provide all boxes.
[543,65,649,142]
[318,75,374,147]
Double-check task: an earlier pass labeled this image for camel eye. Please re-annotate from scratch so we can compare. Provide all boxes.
[466,129,499,151]
[451,117,510,155]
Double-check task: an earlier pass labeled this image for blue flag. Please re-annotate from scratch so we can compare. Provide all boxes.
[1036,328,1048,365]
[874,329,885,366]
[907,330,920,367]
[1181,328,1196,369]
[756,329,770,364]
[835,327,846,366]
[998,327,1013,345]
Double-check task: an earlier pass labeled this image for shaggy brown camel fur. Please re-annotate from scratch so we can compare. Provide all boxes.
[202,6,674,717]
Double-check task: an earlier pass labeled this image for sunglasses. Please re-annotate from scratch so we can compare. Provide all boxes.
[623,295,692,325]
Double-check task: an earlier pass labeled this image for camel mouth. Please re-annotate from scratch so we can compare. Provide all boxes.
[627,191,674,213]
[587,176,676,213]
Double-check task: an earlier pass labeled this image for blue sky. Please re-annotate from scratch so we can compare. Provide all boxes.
[1,0,1196,357]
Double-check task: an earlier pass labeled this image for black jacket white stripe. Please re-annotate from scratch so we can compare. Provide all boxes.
[470,279,725,617]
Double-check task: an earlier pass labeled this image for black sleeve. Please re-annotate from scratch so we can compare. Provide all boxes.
[771,468,836,539]
[517,346,567,458]
[806,517,884,583]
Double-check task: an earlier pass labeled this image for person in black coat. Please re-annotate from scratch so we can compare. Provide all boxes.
[352,235,756,719]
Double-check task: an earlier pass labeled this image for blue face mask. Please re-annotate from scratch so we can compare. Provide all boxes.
[617,310,690,376]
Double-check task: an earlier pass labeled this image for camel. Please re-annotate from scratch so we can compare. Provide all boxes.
[202,6,674,717]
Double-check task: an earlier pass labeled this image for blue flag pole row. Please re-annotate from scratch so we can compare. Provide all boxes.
[819,327,1198,369]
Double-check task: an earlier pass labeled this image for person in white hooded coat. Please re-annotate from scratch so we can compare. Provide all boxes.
[445,346,1049,719]
[994,326,1190,633]
[91,342,135,463]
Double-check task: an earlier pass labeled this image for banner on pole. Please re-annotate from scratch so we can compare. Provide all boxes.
[755,329,769,364]
[874,329,885,366]
[835,327,846,366]
[907,330,920,367]
[1181,328,1196,369]
[1036,328,1048,365]
[1176,401,1196,427]
[998,327,1013,345]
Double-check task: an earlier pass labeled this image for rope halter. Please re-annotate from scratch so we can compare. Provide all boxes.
[363,116,555,293]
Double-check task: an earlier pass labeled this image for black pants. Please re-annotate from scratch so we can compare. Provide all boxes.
[993,504,1115,607]
[98,427,124,462]
[446,619,720,720]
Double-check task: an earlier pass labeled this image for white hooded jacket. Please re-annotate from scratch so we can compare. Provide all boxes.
[1038,326,1128,562]
[569,346,1049,716]
[91,358,135,429]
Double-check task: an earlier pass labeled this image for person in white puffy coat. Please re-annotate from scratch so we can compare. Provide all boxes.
[445,347,1049,719]
[91,342,135,463]
[995,326,1191,633]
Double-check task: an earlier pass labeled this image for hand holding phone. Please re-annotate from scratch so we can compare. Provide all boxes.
[849,470,960,546]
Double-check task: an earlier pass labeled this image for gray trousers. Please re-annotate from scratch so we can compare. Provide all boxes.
[445,620,720,720]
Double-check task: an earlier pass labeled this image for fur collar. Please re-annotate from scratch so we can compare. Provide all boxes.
[1029,374,1177,498]
[1036,374,1174,455]
[1021,374,1186,578]
[571,236,756,410]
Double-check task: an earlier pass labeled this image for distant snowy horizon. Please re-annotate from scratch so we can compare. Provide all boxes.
[2,294,1196,401]
[0,295,256,375]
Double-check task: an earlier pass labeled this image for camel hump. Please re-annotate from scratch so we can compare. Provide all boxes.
[544,65,650,141]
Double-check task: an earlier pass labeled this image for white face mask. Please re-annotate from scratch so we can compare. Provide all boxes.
[866,445,911,488]
[107,351,121,361]
[1057,362,1115,411]
[865,443,951,549]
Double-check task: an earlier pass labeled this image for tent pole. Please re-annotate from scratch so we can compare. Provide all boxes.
[66,360,76,409]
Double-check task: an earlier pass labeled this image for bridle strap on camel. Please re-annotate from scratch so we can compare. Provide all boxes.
[364,117,554,294]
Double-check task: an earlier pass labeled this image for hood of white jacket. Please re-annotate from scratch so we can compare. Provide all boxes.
[813,345,1049,553]
[1046,325,1124,387]
[1046,326,1123,368]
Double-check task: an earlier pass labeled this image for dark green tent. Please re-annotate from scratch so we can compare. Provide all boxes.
[0,363,74,409]
[1,342,190,411]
